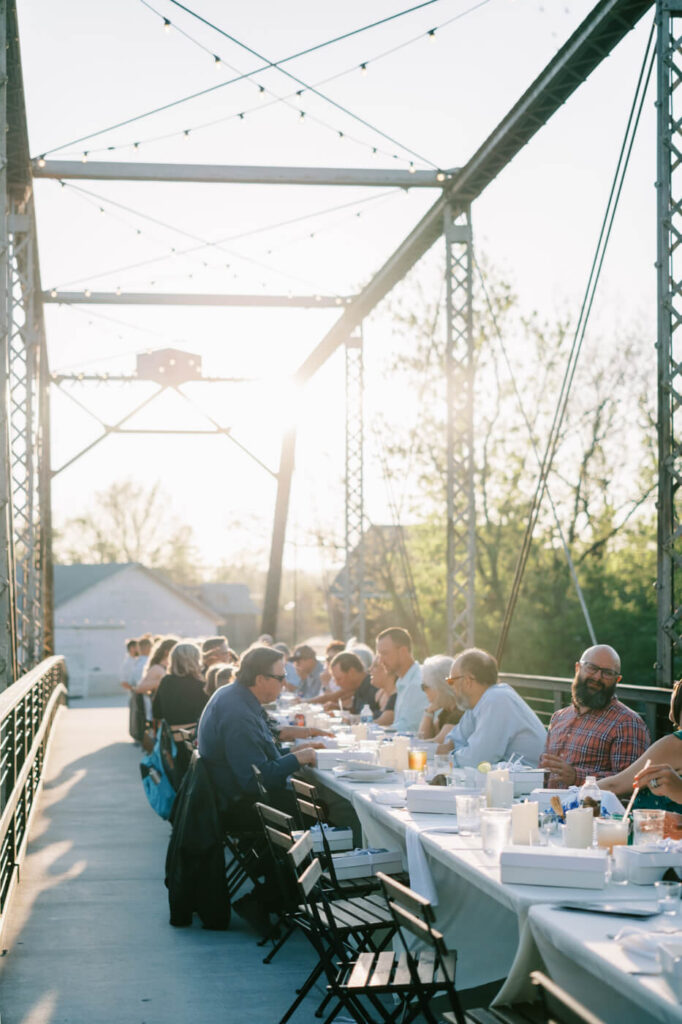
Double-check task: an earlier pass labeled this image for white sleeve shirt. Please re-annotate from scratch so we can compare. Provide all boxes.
[446,683,547,767]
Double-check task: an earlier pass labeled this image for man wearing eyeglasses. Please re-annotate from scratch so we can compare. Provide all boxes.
[540,644,650,788]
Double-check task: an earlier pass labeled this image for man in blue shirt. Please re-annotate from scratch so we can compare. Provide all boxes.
[289,644,324,699]
[198,645,317,812]
[376,627,427,732]
[198,646,317,934]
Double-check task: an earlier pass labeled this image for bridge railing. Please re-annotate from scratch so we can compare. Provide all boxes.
[0,656,67,932]
[501,672,671,739]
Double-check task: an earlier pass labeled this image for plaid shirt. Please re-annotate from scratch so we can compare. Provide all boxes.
[544,698,650,787]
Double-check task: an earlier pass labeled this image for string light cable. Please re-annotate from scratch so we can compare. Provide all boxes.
[42,0,490,167]
[36,0,452,160]
[49,178,403,292]
[495,19,656,663]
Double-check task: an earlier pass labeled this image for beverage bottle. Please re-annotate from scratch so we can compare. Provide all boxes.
[360,704,373,726]
[579,775,602,817]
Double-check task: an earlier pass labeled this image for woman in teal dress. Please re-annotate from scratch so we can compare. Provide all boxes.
[599,679,682,812]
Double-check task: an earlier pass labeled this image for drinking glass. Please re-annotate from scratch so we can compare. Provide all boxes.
[595,816,629,853]
[403,770,420,788]
[480,808,512,856]
[456,793,482,835]
[655,880,682,916]
[434,754,452,778]
[408,749,428,771]
[632,809,666,846]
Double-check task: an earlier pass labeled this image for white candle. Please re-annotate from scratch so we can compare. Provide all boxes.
[487,769,512,808]
[393,736,411,771]
[565,807,594,849]
[511,801,539,844]
[378,743,396,768]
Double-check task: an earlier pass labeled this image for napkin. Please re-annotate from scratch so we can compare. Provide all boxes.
[613,924,679,973]
[369,787,406,806]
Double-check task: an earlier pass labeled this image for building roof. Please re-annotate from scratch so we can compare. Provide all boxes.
[54,563,127,606]
[185,582,260,617]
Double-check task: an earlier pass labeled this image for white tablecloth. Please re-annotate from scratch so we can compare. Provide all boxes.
[528,904,682,1024]
[310,768,668,1013]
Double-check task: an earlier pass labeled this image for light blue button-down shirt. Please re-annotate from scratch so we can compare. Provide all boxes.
[446,682,546,767]
[393,660,427,733]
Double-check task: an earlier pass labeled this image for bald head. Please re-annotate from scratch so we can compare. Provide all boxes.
[579,645,620,674]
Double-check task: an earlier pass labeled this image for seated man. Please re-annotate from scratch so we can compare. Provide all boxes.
[287,644,324,699]
[326,651,378,715]
[437,647,547,767]
[198,645,317,821]
[376,627,427,732]
[540,644,650,788]
[200,635,231,676]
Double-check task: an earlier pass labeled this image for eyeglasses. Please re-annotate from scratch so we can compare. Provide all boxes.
[446,674,468,686]
[579,660,619,681]
[263,673,287,684]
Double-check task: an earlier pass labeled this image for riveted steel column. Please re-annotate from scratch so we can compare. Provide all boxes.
[0,1,16,689]
[445,205,475,655]
[343,330,365,642]
[656,0,682,686]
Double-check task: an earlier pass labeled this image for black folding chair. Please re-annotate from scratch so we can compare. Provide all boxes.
[290,776,408,897]
[285,832,400,1024]
[255,801,305,963]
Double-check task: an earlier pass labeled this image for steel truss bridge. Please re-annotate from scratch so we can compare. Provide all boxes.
[0,0,680,689]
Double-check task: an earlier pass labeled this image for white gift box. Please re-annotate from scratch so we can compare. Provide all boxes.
[618,846,682,885]
[292,824,354,853]
[406,784,478,815]
[316,749,374,770]
[508,769,546,797]
[500,845,608,889]
[331,848,404,879]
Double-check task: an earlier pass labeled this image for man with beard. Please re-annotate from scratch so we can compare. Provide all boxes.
[540,644,650,788]
[436,647,546,766]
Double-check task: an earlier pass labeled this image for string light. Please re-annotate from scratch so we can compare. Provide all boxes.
[37,155,46,168]
[163,17,171,31]
[428,28,437,40]
[81,151,88,163]
[408,162,416,174]
[360,62,367,75]
[213,54,221,66]
[298,110,306,122]
[436,170,446,182]
[50,289,58,298]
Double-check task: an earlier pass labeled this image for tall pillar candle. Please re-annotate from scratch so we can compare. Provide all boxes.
[487,769,512,808]
[511,801,539,845]
[394,736,411,771]
[564,807,594,849]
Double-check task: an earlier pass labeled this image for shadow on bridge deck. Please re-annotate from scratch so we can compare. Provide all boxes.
[0,698,317,1024]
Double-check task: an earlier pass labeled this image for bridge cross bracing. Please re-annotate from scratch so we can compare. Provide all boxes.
[0,0,675,691]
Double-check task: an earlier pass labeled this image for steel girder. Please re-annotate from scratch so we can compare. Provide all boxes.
[445,208,475,654]
[656,0,682,685]
[343,331,365,642]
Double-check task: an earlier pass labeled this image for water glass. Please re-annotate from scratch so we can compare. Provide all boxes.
[655,880,682,916]
[480,808,512,856]
[433,754,452,778]
[456,794,482,835]
[595,816,629,853]
[633,809,666,846]
[610,844,629,885]
[403,770,420,788]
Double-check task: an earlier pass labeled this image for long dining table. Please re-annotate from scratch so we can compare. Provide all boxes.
[308,766,682,1024]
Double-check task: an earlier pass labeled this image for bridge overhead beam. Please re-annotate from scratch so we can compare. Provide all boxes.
[42,291,352,308]
[32,161,448,189]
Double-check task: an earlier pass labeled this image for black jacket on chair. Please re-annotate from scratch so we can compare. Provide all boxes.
[164,752,230,929]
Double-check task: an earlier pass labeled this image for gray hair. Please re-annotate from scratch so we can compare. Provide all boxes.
[348,643,373,670]
[421,655,457,711]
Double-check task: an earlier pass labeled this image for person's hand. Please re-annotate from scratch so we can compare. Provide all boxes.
[634,763,682,802]
[436,740,454,755]
[309,727,334,738]
[294,747,317,766]
[121,682,133,691]
[539,754,577,786]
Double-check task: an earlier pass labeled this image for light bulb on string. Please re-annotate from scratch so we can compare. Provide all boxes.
[50,289,57,299]
[81,151,89,163]
[84,289,91,298]
[360,63,367,76]
[408,162,416,174]
[436,170,446,183]
[428,28,436,40]
[213,54,221,67]
[299,111,306,123]
[37,155,46,168]
[184,129,190,139]
[163,17,171,32]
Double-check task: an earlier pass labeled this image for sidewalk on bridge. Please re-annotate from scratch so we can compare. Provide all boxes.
[0,697,318,1024]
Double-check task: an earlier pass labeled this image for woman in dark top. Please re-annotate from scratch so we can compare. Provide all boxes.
[600,678,682,813]
[417,654,462,741]
[152,641,208,728]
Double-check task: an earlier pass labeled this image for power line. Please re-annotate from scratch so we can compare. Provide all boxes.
[37,0,450,159]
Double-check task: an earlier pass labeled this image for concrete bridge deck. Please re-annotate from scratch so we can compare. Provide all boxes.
[0,698,315,1024]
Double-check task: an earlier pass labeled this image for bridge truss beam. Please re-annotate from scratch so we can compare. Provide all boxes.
[343,331,365,643]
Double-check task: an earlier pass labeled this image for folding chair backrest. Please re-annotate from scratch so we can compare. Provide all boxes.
[255,800,296,836]
[251,764,269,799]
[530,971,605,1024]
[378,870,435,924]
[290,777,317,801]
[377,871,452,981]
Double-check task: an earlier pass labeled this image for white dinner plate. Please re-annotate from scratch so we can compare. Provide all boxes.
[338,768,397,783]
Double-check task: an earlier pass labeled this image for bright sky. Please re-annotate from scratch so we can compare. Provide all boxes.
[16,0,656,577]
